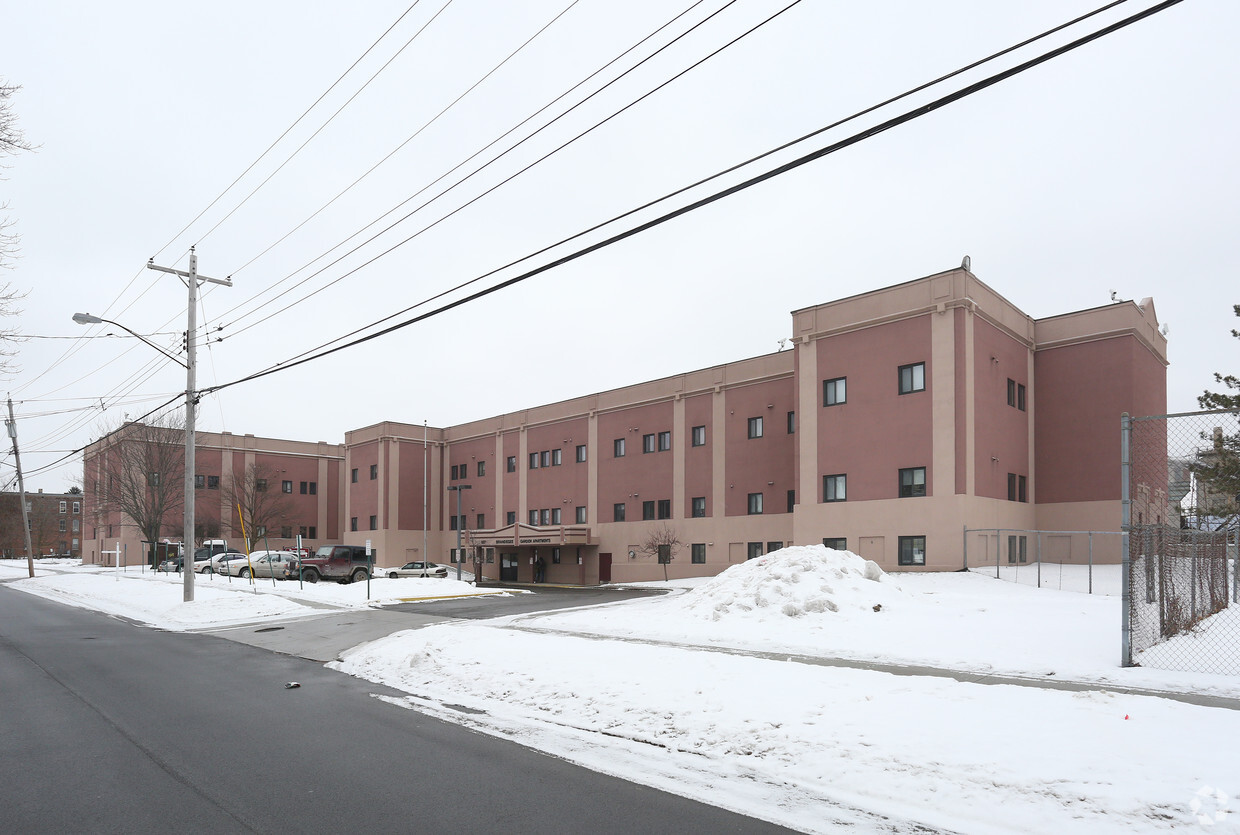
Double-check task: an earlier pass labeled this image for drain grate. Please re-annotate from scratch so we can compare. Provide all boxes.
[254,626,285,633]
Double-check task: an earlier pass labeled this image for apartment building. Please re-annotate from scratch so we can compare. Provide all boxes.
[341,267,1166,583]
[82,267,1168,581]
[83,429,343,567]
[0,490,83,558]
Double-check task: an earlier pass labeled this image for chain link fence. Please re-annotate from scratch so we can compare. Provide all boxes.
[1123,410,1240,675]
[964,528,1120,594]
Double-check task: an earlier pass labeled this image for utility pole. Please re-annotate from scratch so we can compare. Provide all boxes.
[6,397,36,578]
[146,247,231,602]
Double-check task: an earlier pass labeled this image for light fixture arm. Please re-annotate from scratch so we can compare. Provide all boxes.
[72,313,188,369]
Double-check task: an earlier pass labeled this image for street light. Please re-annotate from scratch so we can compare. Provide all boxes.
[74,311,193,596]
[447,484,471,581]
[71,313,189,369]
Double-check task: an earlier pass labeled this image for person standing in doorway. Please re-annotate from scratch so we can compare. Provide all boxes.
[535,555,546,583]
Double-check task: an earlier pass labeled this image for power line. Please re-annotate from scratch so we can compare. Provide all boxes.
[201,0,1180,398]
[210,0,748,342]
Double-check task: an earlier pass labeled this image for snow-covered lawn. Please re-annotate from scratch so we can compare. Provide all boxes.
[5,551,1239,832]
[1,559,504,629]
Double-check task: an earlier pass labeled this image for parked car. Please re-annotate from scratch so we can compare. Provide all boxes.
[227,550,299,579]
[291,545,377,584]
[199,551,248,574]
[386,561,448,579]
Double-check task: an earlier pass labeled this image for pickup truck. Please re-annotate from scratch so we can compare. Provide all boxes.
[290,545,376,584]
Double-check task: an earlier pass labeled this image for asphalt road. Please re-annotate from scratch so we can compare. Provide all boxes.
[0,587,790,834]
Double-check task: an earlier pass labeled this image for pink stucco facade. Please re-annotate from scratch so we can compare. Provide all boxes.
[83,268,1168,580]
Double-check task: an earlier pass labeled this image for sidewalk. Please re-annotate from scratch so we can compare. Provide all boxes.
[502,622,1240,711]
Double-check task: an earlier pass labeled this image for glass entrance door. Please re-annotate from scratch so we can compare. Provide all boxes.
[500,553,519,582]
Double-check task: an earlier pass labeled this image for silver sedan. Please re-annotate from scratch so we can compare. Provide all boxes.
[386,561,448,579]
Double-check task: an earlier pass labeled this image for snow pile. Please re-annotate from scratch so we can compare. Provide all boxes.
[677,545,904,621]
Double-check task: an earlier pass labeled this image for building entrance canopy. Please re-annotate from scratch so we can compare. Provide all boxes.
[470,522,595,548]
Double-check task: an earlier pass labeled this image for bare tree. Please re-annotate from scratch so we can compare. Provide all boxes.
[94,413,186,564]
[1,82,34,374]
[639,524,682,582]
[222,463,294,549]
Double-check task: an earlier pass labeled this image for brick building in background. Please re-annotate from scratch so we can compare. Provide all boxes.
[82,267,1168,581]
[0,490,83,558]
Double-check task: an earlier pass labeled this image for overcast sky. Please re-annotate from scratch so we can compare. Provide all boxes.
[3,0,1237,493]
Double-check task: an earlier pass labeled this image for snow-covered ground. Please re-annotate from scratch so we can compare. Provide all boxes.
[5,550,1239,833]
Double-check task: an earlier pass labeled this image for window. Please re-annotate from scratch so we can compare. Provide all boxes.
[552,547,561,565]
[351,517,358,532]
[898,535,926,566]
[898,467,926,498]
[207,475,220,490]
[352,468,359,483]
[195,474,205,489]
[787,411,795,434]
[255,479,267,492]
[691,497,706,518]
[899,362,925,394]
[613,503,626,522]
[823,377,846,406]
[822,537,846,551]
[1008,535,1028,564]
[787,489,796,514]
[529,510,539,525]
[657,544,671,564]
[657,499,671,520]
[72,502,80,514]
[575,506,587,524]
[281,526,293,539]
[1008,473,1017,502]
[540,509,551,526]
[642,501,655,521]
[1019,475,1027,503]
[450,464,458,480]
[300,481,316,495]
[691,425,706,447]
[747,542,763,560]
[369,515,378,531]
[71,519,80,533]
[477,513,485,529]
[658,431,671,451]
[824,474,846,502]
[747,416,763,439]
[59,501,67,513]
[59,520,67,533]
[458,515,467,530]
[747,492,763,515]
[551,508,561,525]
[1007,378,1017,407]
[551,449,561,466]
[370,464,377,480]
[148,472,160,487]
[541,450,551,468]
[506,511,516,525]
[305,526,317,540]
[1018,384,1026,411]
[282,480,292,493]
[529,452,540,469]
[614,438,626,457]
[255,526,267,538]
[506,456,516,473]
[476,461,485,477]
[768,541,784,553]
[691,543,706,564]
[643,434,656,454]
[576,444,587,463]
